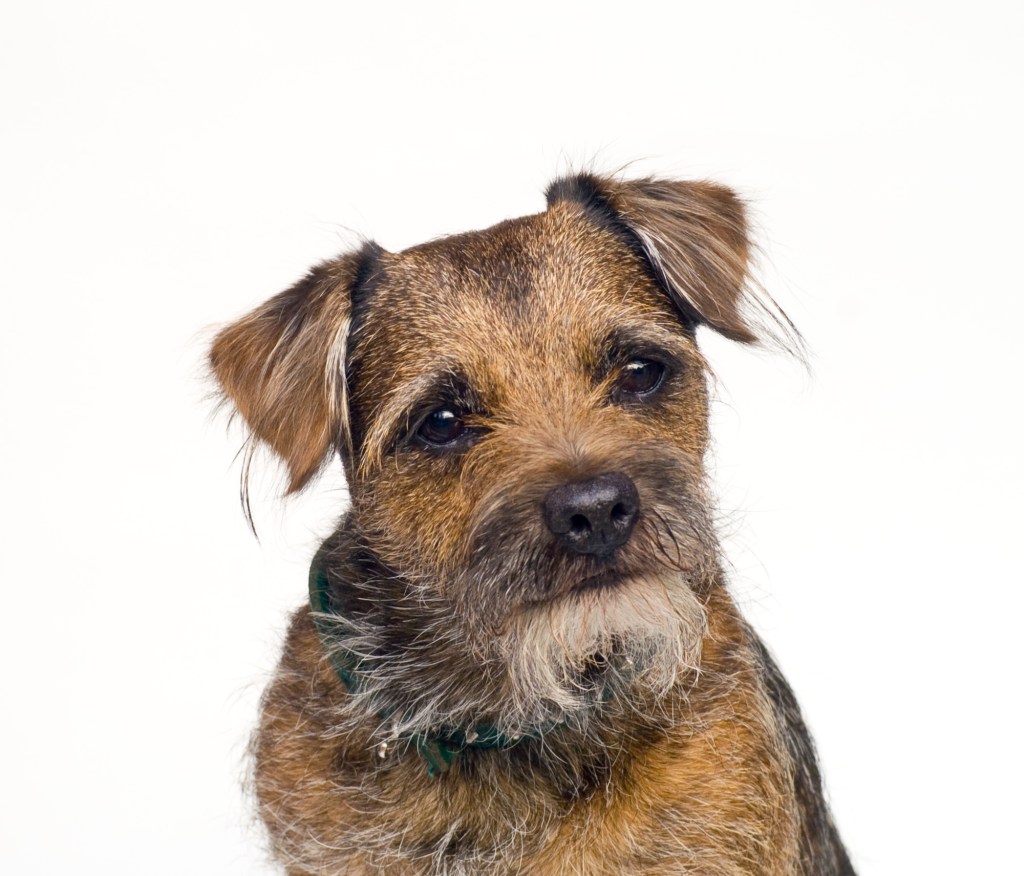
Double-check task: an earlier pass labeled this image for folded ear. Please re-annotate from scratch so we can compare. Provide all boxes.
[210,243,382,493]
[547,173,777,344]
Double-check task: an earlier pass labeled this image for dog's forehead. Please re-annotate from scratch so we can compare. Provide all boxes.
[356,203,678,375]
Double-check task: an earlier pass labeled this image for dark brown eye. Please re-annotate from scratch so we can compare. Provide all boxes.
[619,358,666,397]
[416,408,466,446]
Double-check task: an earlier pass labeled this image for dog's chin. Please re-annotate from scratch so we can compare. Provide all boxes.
[492,569,708,734]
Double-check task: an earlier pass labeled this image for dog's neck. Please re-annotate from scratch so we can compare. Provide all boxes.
[310,555,566,775]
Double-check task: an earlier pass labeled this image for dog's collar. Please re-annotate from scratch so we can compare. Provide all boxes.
[308,554,553,777]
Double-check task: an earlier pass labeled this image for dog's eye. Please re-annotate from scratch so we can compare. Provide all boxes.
[618,358,666,397]
[416,407,467,447]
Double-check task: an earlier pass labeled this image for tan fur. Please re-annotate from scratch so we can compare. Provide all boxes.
[212,173,852,874]
[255,591,798,875]
[210,251,367,492]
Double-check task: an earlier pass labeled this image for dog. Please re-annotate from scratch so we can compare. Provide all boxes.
[211,172,855,875]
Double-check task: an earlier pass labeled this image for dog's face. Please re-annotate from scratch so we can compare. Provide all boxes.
[212,174,778,732]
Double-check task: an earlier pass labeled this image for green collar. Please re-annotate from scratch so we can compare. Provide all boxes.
[308,556,553,776]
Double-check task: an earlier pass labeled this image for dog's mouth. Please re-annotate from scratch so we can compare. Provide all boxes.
[572,569,626,596]
[517,567,631,609]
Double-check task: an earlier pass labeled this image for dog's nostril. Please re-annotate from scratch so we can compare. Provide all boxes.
[569,514,591,536]
[611,503,629,524]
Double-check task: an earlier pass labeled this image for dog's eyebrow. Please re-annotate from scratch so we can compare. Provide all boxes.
[602,322,692,358]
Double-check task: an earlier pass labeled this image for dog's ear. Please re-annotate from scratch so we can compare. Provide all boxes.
[547,173,769,344]
[210,243,382,493]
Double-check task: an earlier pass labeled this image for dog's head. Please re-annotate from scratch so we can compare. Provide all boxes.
[212,174,786,734]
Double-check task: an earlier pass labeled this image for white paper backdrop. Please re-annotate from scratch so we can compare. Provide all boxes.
[2,2,1021,873]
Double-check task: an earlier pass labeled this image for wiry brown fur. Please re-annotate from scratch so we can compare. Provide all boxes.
[211,173,854,874]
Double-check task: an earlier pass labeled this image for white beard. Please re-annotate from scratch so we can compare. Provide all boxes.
[494,570,708,734]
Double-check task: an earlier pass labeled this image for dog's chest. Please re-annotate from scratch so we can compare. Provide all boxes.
[255,607,799,876]
[321,747,793,876]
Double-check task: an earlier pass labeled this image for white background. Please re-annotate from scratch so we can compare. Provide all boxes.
[2,2,1022,873]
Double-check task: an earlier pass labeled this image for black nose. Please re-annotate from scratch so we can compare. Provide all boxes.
[543,472,640,557]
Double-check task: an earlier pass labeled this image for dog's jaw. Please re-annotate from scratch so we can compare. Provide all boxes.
[310,520,712,749]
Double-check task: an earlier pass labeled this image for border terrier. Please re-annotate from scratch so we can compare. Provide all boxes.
[211,172,854,874]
